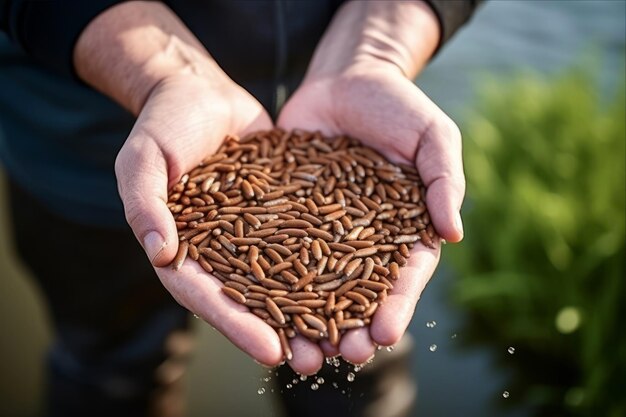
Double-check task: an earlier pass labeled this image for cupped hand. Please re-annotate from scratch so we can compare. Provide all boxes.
[114,73,291,366]
[277,64,465,367]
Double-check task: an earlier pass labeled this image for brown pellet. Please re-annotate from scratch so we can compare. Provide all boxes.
[257,255,271,271]
[222,286,246,304]
[225,281,248,294]
[324,210,347,222]
[230,237,262,246]
[327,242,356,253]
[316,256,329,275]
[311,240,323,260]
[389,262,400,280]
[269,289,289,297]
[199,248,228,265]
[297,299,327,309]
[299,246,310,266]
[248,285,269,294]
[280,271,299,284]
[278,328,293,360]
[268,262,293,276]
[343,258,363,278]
[227,256,251,273]
[286,292,318,301]
[328,318,340,346]
[302,313,327,332]
[281,219,313,229]
[281,305,312,315]
[393,251,408,267]
[188,243,199,261]
[292,271,316,292]
[212,262,235,274]
[314,279,344,292]
[353,286,378,300]
[363,302,379,318]
[336,318,365,330]
[419,229,436,249]
[273,296,298,307]
[399,243,411,258]
[358,280,387,292]
[353,247,379,258]
[245,299,266,309]
[260,278,290,291]
[280,228,308,238]
[250,260,265,281]
[167,128,439,348]
[172,241,189,271]
[266,298,286,325]
[345,291,370,307]
[335,280,359,298]
[306,228,334,241]
[218,235,237,254]
[177,212,204,222]
[248,245,259,263]
[198,256,214,273]
[300,213,323,226]
[247,228,276,238]
[334,253,354,274]
[324,291,336,316]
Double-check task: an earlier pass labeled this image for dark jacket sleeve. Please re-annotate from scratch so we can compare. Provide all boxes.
[0,0,122,77]
[0,0,482,78]
[423,0,482,51]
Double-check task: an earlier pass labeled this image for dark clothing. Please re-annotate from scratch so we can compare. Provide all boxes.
[425,0,482,48]
[8,179,191,417]
[0,0,479,78]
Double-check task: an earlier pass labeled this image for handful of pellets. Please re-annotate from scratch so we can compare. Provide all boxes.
[167,129,438,360]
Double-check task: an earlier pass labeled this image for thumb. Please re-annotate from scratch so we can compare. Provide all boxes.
[115,134,179,267]
[417,116,465,243]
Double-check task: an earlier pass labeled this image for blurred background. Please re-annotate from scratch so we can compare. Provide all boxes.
[1,1,624,416]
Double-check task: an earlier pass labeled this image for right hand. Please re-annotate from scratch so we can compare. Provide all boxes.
[113,73,293,367]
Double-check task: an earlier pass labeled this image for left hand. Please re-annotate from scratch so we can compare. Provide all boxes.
[278,61,465,370]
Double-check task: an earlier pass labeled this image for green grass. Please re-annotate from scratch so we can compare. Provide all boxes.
[447,65,625,416]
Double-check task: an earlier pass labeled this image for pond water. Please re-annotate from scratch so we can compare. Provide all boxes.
[410,1,624,416]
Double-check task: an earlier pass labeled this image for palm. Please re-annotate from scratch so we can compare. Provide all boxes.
[116,74,290,366]
[278,68,463,363]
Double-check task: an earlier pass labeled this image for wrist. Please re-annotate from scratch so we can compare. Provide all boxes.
[74,1,231,115]
[303,0,440,83]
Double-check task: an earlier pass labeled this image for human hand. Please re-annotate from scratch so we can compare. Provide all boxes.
[74,2,288,368]
[276,1,465,372]
[115,73,297,367]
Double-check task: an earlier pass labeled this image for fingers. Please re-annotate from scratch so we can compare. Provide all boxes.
[417,117,466,242]
[319,340,341,357]
[115,136,179,266]
[157,261,284,366]
[339,327,377,364]
[158,258,324,371]
[287,336,324,375]
[116,83,273,267]
[370,244,440,346]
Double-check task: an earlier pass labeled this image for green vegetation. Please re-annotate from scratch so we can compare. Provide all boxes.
[447,67,625,416]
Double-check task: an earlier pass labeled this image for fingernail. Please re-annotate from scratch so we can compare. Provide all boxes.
[144,231,166,264]
[455,212,464,238]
